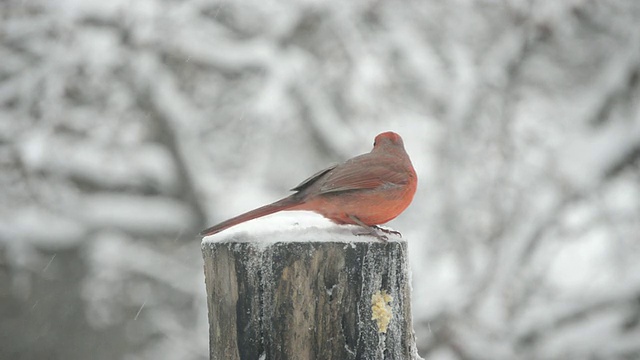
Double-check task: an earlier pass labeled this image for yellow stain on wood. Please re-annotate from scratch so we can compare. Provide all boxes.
[371,290,393,333]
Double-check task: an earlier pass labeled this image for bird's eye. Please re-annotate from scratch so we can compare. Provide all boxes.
[373,141,377,146]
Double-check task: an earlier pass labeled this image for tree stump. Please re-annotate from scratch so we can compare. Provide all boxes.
[202,226,421,360]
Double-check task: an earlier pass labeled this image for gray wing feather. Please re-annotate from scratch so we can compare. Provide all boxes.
[290,164,338,192]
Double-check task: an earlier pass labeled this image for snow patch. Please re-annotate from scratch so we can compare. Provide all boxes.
[201,211,403,246]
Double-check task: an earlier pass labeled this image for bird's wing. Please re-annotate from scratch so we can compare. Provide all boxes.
[318,157,410,194]
[290,163,338,192]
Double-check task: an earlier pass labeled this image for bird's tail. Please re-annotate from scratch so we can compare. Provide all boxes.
[199,196,301,237]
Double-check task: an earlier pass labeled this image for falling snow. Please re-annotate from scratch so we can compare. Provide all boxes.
[1,0,640,359]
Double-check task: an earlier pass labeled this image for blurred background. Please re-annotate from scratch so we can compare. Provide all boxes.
[2,0,640,359]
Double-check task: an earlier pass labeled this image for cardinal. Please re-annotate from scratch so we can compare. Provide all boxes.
[200,131,417,240]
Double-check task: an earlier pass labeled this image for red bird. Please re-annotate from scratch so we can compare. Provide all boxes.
[200,131,417,240]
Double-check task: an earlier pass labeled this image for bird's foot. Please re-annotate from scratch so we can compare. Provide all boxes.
[348,215,395,242]
[354,229,388,242]
[372,225,402,238]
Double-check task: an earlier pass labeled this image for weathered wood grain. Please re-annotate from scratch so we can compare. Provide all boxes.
[202,234,420,360]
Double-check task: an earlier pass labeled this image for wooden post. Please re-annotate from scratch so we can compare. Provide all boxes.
[202,229,421,360]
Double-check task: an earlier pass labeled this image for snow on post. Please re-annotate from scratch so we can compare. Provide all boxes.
[201,215,421,360]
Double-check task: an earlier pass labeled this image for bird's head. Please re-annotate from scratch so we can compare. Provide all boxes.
[373,131,404,149]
